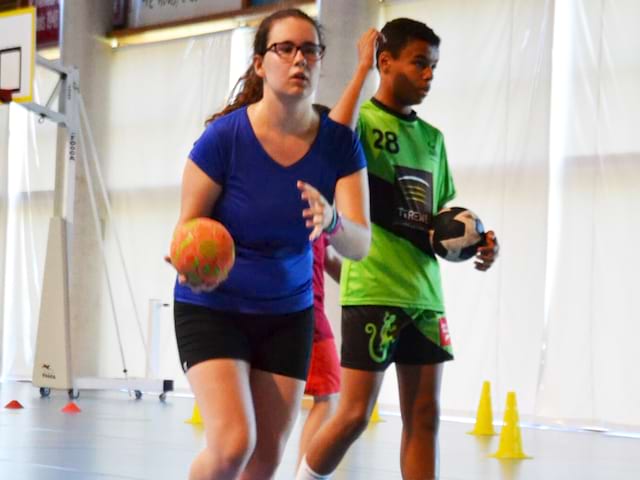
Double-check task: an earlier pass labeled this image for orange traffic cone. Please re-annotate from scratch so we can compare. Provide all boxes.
[490,391,531,459]
[185,402,203,425]
[61,402,81,414]
[468,381,496,436]
[4,400,24,409]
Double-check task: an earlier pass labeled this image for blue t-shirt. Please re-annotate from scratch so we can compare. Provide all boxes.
[174,106,366,314]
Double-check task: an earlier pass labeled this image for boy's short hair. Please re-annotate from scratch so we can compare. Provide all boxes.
[376,18,440,66]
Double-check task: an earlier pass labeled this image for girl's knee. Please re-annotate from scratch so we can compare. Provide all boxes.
[243,442,287,479]
[200,426,256,477]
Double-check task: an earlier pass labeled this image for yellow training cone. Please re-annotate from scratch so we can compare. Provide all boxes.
[369,402,383,424]
[185,402,203,425]
[490,391,531,459]
[468,381,496,436]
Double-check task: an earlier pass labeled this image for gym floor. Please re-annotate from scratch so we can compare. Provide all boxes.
[1,381,638,479]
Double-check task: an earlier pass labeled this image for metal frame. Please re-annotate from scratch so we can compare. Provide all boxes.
[20,55,172,401]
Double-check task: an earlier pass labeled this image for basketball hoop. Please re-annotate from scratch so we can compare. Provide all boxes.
[0,89,13,103]
[1,7,35,104]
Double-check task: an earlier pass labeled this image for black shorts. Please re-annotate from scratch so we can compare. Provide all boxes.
[341,306,453,372]
[174,301,314,380]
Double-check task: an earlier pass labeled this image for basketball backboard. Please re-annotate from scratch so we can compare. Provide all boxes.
[0,7,35,103]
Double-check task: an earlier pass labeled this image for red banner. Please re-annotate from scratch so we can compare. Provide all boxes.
[30,0,60,48]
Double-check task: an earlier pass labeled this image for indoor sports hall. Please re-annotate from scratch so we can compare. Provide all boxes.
[1,1,638,479]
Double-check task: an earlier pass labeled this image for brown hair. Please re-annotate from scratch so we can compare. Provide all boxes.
[206,8,324,124]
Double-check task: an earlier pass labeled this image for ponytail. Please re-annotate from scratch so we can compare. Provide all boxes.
[206,63,263,125]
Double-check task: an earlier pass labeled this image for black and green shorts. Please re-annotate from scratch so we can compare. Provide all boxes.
[341,305,454,372]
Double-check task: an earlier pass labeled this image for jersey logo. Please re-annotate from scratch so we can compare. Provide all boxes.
[394,166,433,232]
[439,316,451,347]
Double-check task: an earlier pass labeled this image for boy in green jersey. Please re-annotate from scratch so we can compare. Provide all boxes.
[298,18,499,480]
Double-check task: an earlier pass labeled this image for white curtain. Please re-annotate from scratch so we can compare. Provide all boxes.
[1,69,59,380]
[536,0,640,428]
[95,31,233,389]
[381,0,640,429]
[1,31,233,392]
[0,107,9,376]
[2,0,639,428]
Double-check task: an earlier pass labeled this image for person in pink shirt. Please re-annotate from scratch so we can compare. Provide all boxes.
[298,234,342,464]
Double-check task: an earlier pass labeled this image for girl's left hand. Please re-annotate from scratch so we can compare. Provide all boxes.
[298,180,333,240]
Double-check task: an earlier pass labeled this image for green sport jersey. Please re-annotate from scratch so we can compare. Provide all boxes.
[341,98,456,312]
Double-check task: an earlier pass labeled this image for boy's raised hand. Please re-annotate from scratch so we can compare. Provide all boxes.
[357,28,381,72]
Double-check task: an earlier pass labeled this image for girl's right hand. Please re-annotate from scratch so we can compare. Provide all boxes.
[298,180,333,241]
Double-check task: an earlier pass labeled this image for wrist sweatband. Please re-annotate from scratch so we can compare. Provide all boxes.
[324,207,343,237]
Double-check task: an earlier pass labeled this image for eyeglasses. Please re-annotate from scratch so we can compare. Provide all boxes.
[265,41,326,62]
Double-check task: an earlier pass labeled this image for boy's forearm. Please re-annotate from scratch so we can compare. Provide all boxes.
[329,64,371,129]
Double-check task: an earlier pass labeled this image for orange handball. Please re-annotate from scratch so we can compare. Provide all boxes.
[170,218,235,286]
